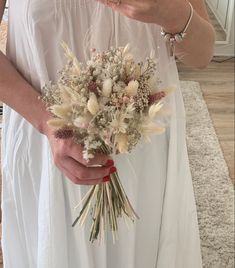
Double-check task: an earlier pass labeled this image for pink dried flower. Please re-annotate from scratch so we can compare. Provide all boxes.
[123,96,130,103]
[149,91,166,104]
[88,81,98,94]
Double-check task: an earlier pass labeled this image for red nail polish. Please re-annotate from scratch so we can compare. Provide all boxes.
[109,166,117,175]
[103,176,110,182]
[105,160,114,167]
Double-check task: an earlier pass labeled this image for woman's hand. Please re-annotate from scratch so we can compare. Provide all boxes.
[96,0,191,32]
[96,0,215,69]
[46,129,116,185]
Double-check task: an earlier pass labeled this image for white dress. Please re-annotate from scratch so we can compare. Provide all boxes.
[1,1,203,267]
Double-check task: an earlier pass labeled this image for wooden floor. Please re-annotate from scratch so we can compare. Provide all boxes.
[177,57,235,184]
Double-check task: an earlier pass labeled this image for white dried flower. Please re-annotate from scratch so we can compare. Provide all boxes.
[61,41,74,60]
[125,103,136,117]
[116,133,129,154]
[50,104,72,119]
[122,43,130,56]
[150,49,155,59]
[83,150,94,161]
[47,118,68,128]
[141,121,165,142]
[148,74,160,94]
[113,83,122,93]
[60,88,72,103]
[163,85,176,96]
[59,84,80,102]
[111,112,127,134]
[124,53,134,62]
[125,80,139,97]
[72,57,81,74]
[73,113,92,129]
[148,101,164,119]
[133,65,141,80]
[61,42,80,74]
[87,93,99,115]
[102,78,113,97]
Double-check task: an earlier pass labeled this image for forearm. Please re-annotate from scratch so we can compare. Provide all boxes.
[0,1,6,21]
[161,1,216,69]
[0,51,51,134]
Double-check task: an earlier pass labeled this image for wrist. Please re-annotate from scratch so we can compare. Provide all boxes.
[35,100,53,136]
[37,113,52,136]
[161,0,192,34]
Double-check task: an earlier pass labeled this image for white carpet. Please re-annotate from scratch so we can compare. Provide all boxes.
[181,80,234,268]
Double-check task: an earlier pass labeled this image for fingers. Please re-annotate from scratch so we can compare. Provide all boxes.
[51,137,116,185]
[61,167,105,185]
[65,140,112,167]
[85,153,113,167]
[61,156,116,182]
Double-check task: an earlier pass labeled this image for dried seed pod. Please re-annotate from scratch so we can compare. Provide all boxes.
[54,128,74,139]
[102,78,113,97]
[87,93,99,115]
[47,118,68,128]
[125,80,139,97]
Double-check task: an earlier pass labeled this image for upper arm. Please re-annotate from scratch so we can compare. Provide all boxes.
[0,0,6,24]
[188,0,212,24]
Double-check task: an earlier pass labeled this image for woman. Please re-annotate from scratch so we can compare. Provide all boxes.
[0,0,215,267]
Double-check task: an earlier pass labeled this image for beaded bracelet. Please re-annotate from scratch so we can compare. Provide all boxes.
[160,2,194,57]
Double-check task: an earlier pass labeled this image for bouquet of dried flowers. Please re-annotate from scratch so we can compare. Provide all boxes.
[41,43,175,244]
